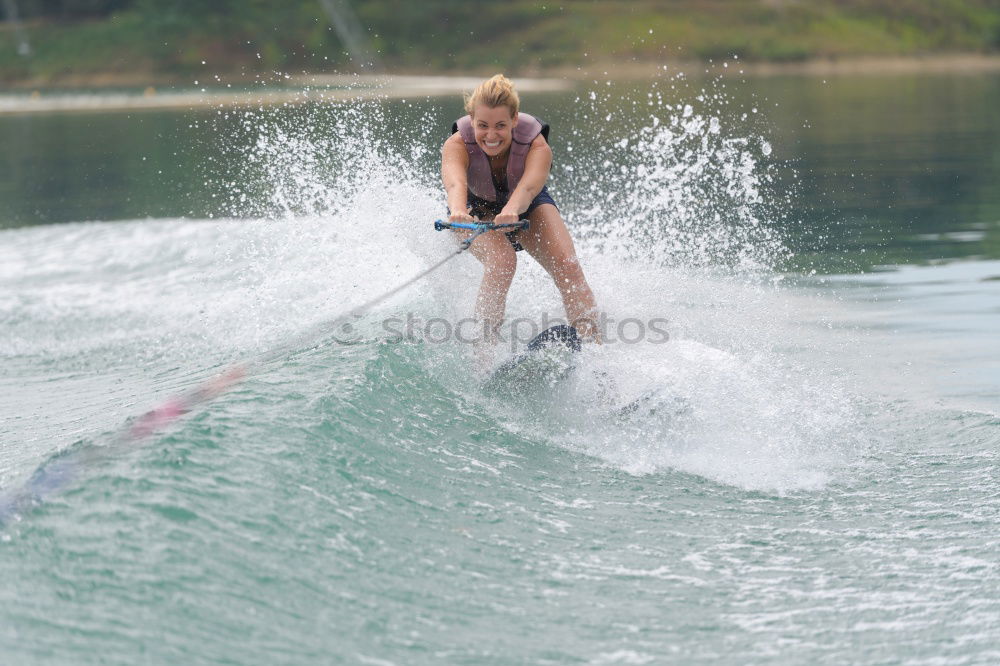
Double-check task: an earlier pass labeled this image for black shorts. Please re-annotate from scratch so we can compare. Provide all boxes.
[466,186,558,252]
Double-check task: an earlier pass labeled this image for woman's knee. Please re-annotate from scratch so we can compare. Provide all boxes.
[548,255,586,285]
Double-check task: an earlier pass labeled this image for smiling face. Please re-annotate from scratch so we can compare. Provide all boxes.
[472,104,517,158]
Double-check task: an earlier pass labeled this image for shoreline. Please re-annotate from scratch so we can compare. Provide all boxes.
[2,54,999,116]
[0,75,573,116]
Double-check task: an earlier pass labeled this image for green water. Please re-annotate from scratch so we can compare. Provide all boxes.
[4,74,999,269]
[1,73,999,664]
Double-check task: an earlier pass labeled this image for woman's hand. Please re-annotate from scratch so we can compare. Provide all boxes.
[449,210,475,223]
[494,208,520,225]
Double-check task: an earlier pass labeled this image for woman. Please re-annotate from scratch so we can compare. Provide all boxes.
[441,74,601,368]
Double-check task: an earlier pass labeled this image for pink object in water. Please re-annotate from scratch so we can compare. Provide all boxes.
[127,364,246,441]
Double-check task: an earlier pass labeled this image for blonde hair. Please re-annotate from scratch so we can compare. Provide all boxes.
[464,74,519,118]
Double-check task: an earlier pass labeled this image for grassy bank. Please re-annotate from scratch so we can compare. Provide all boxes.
[1,0,999,86]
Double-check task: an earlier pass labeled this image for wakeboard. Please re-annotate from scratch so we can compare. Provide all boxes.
[483,324,581,393]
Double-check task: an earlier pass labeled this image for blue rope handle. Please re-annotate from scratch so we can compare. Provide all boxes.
[434,220,530,232]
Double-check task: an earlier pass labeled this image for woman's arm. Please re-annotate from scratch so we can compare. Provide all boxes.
[495,134,552,223]
[441,133,474,222]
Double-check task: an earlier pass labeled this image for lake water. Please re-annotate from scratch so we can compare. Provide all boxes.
[1,72,999,664]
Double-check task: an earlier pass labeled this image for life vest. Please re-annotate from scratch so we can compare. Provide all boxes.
[452,112,550,202]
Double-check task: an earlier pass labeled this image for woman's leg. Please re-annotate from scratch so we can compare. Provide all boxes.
[455,227,518,368]
[517,203,601,340]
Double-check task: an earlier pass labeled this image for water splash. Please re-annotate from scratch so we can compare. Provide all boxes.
[559,75,789,272]
[190,77,866,493]
[0,76,866,505]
